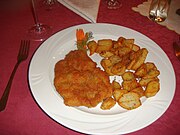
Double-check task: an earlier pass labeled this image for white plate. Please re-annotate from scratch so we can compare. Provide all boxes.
[28,23,176,135]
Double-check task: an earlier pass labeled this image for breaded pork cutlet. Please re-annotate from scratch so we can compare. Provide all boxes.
[54,50,113,108]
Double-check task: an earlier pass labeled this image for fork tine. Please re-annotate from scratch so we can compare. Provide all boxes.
[18,40,30,60]
[18,41,24,58]
[24,40,30,58]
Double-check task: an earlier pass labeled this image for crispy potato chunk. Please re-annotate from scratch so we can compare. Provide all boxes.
[112,80,121,89]
[99,51,114,58]
[131,87,144,97]
[113,41,122,48]
[122,80,139,91]
[139,77,159,86]
[143,69,160,79]
[117,37,126,45]
[127,59,136,70]
[123,39,135,45]
[100,97,116,110]
[146,62,157,71]
[96,39,113,53]
[134,63,147,78]
[144,80,160,97]
[109,55,122,64]
[132,44,140,52]
[87,40,97,55]
[101,55,124,76]
[134,62,160,79]
[118,92,141,110]
[121,38,134,49]
[122,72,135,81]
[101,59,114,76]
[131,48,148,70]
[118,47,131,57]
[111,62,126,76]
[113,89,128,101]
[98,39,113,46]
[125,43,133,50]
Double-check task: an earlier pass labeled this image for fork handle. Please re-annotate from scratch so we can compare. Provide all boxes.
[0,62,20,112]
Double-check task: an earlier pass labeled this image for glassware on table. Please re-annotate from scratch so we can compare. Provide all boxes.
[149,0,171,22]
[27,0,52,41]
[106,0,122,9]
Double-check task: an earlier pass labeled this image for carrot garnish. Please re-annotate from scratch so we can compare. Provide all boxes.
[76,29,93,51]
[76,29,85,41]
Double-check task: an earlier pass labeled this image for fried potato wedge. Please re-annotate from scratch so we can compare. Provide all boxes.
[131,87,144,97]
[100,97,116,110]
[118,92,141,110]
[118,46,132,57]
[132,44,140,52]
[87,40,97,55]
[134,63,147,78]
[98,39,113,46]
[131,48,148,70]
[112,80,121,89]
[111,62,126,76]
[117,37,126,45]
[146,62,157,71]
[113,89,128,101]
[139,77,159,86]
[124,39,134,43]
[101,59,112,67]
[109,55,122,64]
[144,80,160,97]
[101,59,114,76]
[122,71,135,81]
[99,51,114,58]
[143,69,160,79]
[122,80,139,91]
[127,59,136,70]
[96,39,113,53]
[113,41,122,48]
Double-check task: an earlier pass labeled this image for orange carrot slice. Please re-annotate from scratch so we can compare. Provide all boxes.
[76,29,85,41]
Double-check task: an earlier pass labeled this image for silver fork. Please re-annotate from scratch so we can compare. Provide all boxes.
[0,40,30,111]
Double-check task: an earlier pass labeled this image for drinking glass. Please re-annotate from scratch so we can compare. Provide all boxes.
[27,0,52,41]
[149,0,171,22]
[106,0,122,9]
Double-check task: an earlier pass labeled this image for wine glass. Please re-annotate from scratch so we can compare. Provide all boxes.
[149,0,170,22]
[106,0,122,9]
[27,0,52,41]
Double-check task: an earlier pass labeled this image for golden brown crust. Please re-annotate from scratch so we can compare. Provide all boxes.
[118,92,141,110]
[144,80,160,97]
[100,97,116,110]
[54,50,113,108]
[113,89,128,101]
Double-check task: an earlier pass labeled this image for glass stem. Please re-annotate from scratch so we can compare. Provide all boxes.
[31,0,41,31]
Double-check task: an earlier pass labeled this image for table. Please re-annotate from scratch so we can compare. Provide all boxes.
[0,0,179,135]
